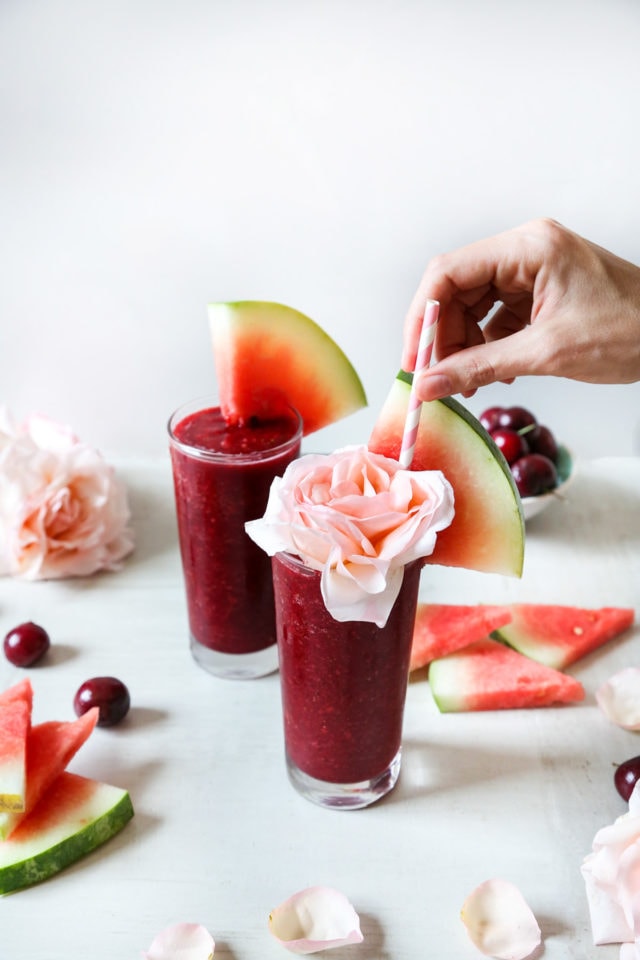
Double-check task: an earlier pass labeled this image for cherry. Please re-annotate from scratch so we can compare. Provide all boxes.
[526,424,559,463]
[615,756,640,801]
[491,428,530,465]
[73,676,130,727]
[498,406,537,432]
[511,454,558,498]
[3,622,50,667]
[479,406,504,433]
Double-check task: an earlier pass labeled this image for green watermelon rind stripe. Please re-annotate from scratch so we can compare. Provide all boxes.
[0,790,134,895]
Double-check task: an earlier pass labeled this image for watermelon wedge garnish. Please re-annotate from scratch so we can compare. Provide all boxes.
[0,771,133,895]
[410,603,513,672]
[0,680,33,813]
[428,638,585,712]
[493,604,635,669]
[208,300,367,435]
[369,372,524,577]
[0,708,98,839]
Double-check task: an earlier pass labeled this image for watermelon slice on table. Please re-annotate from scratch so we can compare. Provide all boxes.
[208,300,367,435]
[0,771,134,895]
[369,372,524,577]
[0,680,33,812]
[410,603,513,672]
[493,604,635,669]
[0,708,98,839]
[428,638,585,712]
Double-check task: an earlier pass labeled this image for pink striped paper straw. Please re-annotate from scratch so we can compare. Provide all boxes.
[399,299,439,468]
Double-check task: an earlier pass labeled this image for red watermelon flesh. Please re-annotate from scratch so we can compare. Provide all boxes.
[428,638,585,713]
[410,603,513,672]
[0,680,33,813]
[0,708,98,839]
[0,678,33,709]
[493,604,635,669]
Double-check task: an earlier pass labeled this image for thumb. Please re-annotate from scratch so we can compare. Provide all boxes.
[414,333,533,401]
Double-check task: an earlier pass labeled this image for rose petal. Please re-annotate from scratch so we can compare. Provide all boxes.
[269,885,363,954]
[142,923,214,960]
[461,878,542,960]
[596,669,640,730]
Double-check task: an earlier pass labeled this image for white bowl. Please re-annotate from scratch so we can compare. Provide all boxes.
[521,445,575,521]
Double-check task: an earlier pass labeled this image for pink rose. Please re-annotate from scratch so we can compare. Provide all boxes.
[246,445,454,626]
[0,409,134,580]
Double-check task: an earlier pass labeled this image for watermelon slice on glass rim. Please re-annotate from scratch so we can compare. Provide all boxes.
[208,300,367,434]
[369,371,525,577]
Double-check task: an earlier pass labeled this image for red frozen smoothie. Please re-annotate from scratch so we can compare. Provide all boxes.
[272,552,422,792]
[168,399,302,678]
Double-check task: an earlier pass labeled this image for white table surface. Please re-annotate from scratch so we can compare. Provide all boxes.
[0,456,639,960]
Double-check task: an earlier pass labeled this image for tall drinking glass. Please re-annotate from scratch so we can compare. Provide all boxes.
[272,552,422,809]
[168,396,302,680]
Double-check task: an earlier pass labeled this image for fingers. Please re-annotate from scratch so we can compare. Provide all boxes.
[414,327,538,401]
[402,222,547,371]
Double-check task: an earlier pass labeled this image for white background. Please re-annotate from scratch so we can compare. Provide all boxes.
[1,0,639,460]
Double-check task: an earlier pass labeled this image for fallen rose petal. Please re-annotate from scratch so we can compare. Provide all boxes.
[142,923,214,960]
[461,878,542,960]
[269,885,363,954]
[596,669,640,730]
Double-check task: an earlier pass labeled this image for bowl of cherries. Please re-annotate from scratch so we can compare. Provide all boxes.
[479,404,574,521]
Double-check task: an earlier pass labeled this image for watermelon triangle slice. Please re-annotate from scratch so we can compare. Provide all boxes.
[428,638,585,712]
[0,680,33,813]
[493,604,635,669]
[0,771,134,894]
[208,301,367,435]
[410,603,513,672]
[0,708,98,839]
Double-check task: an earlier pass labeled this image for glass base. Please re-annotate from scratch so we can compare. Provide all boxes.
[190,635,278,680]
[285,749,402,810]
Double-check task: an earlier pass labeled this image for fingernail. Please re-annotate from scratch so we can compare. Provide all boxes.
[417,373,453,401]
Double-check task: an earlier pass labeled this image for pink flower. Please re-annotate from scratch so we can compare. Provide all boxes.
[246,445,454,626]
[0,409,134,580]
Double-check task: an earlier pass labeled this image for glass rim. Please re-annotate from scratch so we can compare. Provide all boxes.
[168,394,303,463]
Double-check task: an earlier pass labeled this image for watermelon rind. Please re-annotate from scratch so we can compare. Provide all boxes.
[208,300,367,436]
[0,772,133,895]
[369,372,525,577]
[493,604,636,669]
[428,638,585,712]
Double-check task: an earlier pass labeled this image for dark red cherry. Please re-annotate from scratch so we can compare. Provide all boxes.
[511,454,558,498]
[615,756,640,801]
[526,424,559,463]
[3,622,50,667]
[491,428,530,465]
[73,676,130,727]
[479,406,504,433]
[498,406,537,432]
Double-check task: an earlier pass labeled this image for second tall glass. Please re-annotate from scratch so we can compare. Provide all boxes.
[168,395,302,680]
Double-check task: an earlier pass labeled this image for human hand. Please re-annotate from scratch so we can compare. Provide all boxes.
[403,219,640,401]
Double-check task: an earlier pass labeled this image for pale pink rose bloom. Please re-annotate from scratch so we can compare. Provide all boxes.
[0,409,134,580]
[582,782,640,947]
[246,445,454,626]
